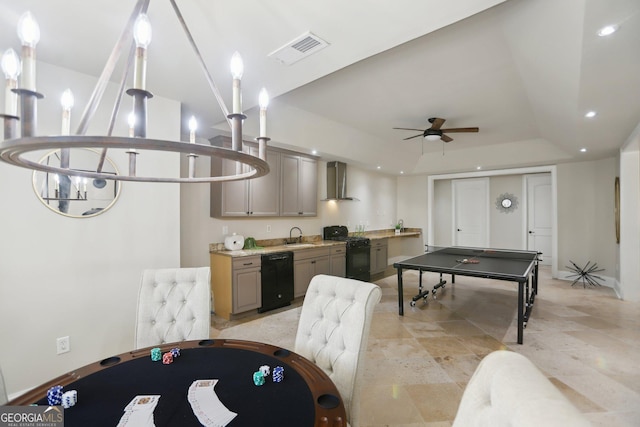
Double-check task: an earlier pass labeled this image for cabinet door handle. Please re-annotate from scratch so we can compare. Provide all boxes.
[298,212,303,215]
[243,262,253,266]
[311,260,316,264]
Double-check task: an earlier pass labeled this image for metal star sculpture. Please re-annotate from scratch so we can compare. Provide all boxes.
[566,260,604,288]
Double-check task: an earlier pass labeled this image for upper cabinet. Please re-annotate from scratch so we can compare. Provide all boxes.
[280,153,317,217]
[210,136,317,218]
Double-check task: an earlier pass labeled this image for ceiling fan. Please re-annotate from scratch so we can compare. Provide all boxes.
[393,117,479,142]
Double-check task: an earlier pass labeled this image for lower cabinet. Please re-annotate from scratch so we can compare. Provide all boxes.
[294,248,331,298]
[211,253,261,319]
[232,257,262,314]
[330,245,346,277]
[370,238,388,275]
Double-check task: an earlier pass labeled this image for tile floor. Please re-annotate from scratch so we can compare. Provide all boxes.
[211,267,640,426]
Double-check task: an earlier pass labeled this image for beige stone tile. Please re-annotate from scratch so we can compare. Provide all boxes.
[436,320,486,337]
[361,356,452,386]
[416,336,471,357]
[357,384,424,426]
[558,373,640,412]
[370,312,414,339]
[456,334,507,357]
[565,315,619,329]
[405,383,464,422]
[548,377,605,413]
[374,338,431,359]
[432,353,482,383]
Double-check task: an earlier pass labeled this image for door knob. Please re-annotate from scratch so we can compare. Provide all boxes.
[529,230,534,234]
[457,228,461,231]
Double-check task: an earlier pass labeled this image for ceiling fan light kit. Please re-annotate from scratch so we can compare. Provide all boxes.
[393,116,478,144]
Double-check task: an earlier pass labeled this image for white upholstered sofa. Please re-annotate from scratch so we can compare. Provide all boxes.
[453,350,591,427]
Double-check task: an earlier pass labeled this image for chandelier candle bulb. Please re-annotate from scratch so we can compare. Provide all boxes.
[230,51,243,114]
[133,14,152,90]
[60,89,74,136]
[258,88,269,138]
[17,12,39,92]
[189,116,197,143]
[2,49,20,116]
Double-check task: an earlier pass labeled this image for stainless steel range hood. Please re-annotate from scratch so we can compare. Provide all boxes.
[324,161,358,201]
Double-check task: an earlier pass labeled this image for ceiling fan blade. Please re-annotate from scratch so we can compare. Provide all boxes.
[429,118,446,130]
[441,134,453,143]
[440,127,479,133]
[393,127,425,132]
[403,134,424,140]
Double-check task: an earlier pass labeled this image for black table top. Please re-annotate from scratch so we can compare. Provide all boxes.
[394,246,538,281]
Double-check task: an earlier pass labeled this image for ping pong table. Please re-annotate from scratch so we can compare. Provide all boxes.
[393,246,540,344]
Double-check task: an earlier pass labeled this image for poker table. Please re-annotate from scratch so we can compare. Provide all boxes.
[6,339,347,426]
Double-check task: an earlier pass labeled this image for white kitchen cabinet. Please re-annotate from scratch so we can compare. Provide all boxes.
[293,248,330,297]
[280,153,317,217]
[370,238,388,275]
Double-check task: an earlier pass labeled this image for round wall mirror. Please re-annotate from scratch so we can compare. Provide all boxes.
[495,192,518,213]
[32,148,121,218]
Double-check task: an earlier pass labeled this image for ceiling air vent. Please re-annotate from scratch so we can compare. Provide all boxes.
[268,32,329,65]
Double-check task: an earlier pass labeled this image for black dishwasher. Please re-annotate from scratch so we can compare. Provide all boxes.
[259,251,294,313]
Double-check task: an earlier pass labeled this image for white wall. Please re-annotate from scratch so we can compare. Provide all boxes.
[556,158,617,282]
[619,122,640,301]
[0,61,181,396]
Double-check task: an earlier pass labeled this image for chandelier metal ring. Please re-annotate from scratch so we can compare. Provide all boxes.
[0,135,269,183]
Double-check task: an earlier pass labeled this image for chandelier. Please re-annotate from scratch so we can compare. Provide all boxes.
[0,0,270,183]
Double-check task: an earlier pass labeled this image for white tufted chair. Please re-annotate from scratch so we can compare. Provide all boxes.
[294,274,381,427]
[135,267,211,349]
[453,350,591,427]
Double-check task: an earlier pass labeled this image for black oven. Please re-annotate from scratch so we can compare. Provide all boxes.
[323,225,371,282]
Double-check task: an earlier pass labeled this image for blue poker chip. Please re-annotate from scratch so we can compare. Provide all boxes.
[47,385,64,405]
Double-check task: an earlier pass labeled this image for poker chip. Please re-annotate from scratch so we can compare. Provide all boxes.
[252,371,265,386]
[47,385,64,406]
[272,366,284,383]
[150,347,162,362]
[61,390,77,409]
[170,347,181,358]
[162,352,174,365]
[259,365,270,377]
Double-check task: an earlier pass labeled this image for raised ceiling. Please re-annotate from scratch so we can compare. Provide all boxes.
[0,0,638,175]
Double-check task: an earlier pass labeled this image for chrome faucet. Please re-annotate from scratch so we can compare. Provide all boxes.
[289,226,303,243]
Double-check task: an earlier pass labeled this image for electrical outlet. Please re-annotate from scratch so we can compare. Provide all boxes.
[266,225,271,233]
[222,226,228,235]
[56,336,70,354]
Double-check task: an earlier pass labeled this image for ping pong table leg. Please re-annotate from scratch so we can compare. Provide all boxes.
[397,268,404,316]
[517,281,524,344]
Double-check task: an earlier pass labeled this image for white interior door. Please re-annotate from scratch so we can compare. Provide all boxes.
[526,174,552,265]
[452,178,489,247]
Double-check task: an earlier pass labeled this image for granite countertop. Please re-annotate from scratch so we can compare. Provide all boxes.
[365,228,422,240]
[210,227,422,257]
[210,240,345,257]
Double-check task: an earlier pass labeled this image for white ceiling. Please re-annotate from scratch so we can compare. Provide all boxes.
[0,0,638,175]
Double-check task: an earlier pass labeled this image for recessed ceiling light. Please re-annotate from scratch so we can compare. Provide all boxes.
[376,166,381,170]
[597,25,618,37]
[580,148,587,153]
[476,166,482,170]
[400,171,404,175]
[311,150,317,155]
[585,111,597,118]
